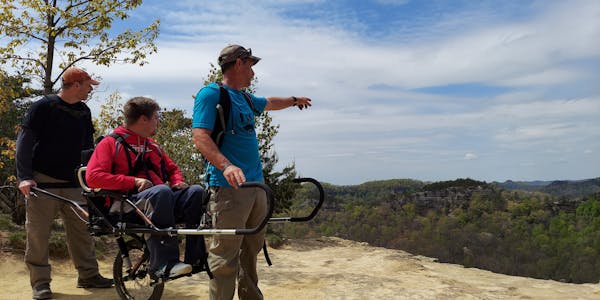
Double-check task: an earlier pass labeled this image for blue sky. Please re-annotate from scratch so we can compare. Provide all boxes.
[76,0,599,185]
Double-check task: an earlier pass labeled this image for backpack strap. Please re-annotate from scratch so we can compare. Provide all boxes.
[109,132,169,183]
[211,82,259,147]
[211,82,231,147]
[109,133,136,176]
[241,91,259,114]
[148,140,169,182]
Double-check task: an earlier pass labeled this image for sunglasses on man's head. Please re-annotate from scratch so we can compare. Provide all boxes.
[237,48,252,58]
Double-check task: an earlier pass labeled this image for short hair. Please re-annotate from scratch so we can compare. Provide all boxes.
[221,60,236,74]
[61,82,75,89]
[123,97,160,126]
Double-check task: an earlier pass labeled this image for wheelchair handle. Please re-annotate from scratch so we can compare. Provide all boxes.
[175,181,274,236]
[31,186,89,219]
[77,166,91,193]
[269,177,324,223]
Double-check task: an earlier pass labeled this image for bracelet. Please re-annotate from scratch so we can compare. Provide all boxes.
[222,163,233,172]
[292,96,297,106]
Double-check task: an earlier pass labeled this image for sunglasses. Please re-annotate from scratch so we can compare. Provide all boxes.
[238,47,252,59]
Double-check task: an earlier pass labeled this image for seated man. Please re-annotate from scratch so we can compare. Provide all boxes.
[86,96,205,278]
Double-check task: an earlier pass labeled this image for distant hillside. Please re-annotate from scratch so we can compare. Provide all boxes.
[494,180,552,192]
[321,179,424,206]
[495,178,600,198]
[541,178,600,198]
[290,177,600,283]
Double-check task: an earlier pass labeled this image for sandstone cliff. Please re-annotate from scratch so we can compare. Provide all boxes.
[1,237,599,299]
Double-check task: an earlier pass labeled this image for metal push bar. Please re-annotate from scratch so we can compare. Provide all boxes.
[32,173,324,237]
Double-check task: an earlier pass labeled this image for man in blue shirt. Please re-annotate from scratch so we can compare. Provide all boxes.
[192,45,311,300]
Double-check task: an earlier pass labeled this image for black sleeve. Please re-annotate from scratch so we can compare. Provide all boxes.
[84,108,95,149]
[16,98,47,181]
[16,127,36,181]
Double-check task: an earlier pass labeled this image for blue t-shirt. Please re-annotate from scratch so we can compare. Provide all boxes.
[192,83,267,187]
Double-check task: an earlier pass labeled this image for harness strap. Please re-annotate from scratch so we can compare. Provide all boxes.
[109,133,168,182]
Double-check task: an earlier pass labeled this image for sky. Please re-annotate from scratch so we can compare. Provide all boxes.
[41,0,600,185]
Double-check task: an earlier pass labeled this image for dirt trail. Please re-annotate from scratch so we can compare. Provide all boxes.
[1,237,599,299]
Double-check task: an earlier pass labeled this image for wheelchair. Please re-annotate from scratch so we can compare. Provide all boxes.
[30,166,324,300]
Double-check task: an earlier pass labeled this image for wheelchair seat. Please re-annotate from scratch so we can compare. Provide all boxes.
[77,166,145,235]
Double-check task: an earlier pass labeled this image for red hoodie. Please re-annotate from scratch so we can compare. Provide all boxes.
[85,126,185,192]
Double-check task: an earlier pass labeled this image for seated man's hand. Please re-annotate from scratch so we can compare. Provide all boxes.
[172,182,189,190]
[135,178,154,192]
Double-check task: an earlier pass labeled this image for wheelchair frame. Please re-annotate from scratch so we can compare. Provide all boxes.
[29,166,324,300]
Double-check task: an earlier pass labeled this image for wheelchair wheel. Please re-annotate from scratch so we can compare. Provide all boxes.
[113,237,164,300]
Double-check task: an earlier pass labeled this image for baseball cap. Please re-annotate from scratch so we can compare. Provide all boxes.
[62,68,100,85]
[218,45,261,66]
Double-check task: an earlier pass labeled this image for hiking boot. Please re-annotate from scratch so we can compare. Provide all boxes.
[156,262,192,278]
[32,283,52,300]
[77,274,113,288]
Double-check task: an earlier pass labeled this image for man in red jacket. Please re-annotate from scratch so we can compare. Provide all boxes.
[86,96,205,278]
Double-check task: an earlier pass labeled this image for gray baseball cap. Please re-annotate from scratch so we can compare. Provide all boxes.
[218,45,261,66]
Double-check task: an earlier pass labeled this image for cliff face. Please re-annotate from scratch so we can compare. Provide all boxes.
[406,185,582,214]
[1,237,599,299]
[407,186,482,213]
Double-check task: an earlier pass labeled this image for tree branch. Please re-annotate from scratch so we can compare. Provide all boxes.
[2,55,44,67]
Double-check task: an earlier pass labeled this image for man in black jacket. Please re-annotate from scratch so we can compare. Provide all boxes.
[16,68,112,299]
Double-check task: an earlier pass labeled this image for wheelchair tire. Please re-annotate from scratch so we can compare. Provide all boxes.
[114,237,165,300]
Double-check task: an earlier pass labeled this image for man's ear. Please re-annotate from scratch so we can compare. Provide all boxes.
[234,58,244,67]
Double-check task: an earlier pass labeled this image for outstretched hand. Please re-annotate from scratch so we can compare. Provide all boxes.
[294,96,312,110]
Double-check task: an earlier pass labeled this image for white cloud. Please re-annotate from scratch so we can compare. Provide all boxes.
[76,0,600,184]
[464,153,478,160]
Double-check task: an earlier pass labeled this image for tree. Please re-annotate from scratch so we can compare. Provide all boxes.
[0,70,39,184]
[0,0,159,93]
[0,70,39,224]
[93,91,125,138]
[153,109,204,185]
[256,112,298,214]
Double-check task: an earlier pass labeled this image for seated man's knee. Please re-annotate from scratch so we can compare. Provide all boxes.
[181,185,207,224]
[187,185,205,198]
[153,184,173,195]
[143,184,175,210]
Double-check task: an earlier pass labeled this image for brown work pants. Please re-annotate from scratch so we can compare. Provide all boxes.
[208,186,267,300]
[25,172,100,288]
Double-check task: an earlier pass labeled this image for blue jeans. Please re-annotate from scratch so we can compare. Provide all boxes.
[133,184,205,270]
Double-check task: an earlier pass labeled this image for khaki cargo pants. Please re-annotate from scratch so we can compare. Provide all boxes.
[208,186,267,300]
[25,172,100,288]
